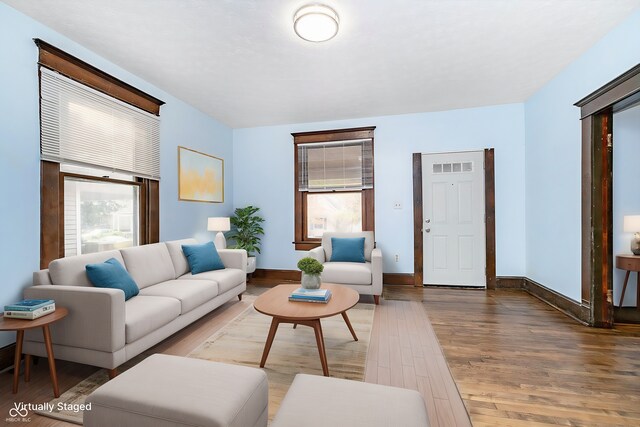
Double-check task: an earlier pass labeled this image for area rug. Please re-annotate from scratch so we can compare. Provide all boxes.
[36,298,375,424]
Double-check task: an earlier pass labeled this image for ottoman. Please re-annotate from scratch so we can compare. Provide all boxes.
[272,374,429,427]
[84,354,268,427]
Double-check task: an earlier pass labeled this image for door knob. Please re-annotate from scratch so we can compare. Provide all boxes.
[425,228,431,233]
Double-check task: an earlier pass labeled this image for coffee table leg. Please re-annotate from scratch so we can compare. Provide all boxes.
[260,317,280,368]
[12,330,24,394]
[312,320,330,376]
[42,325,60,398]
[341,311,358,341]
[24,354,31,382]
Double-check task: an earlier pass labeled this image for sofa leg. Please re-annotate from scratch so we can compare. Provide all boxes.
[238,293,243,301]
[373,295,380,305]
[107,368,118,379]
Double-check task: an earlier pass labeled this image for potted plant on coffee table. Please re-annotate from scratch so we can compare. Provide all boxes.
[226,205,265,276]
[297,257,324,289]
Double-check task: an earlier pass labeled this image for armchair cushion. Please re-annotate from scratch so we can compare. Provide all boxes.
[330,237,366,263]
[322,262,373,286]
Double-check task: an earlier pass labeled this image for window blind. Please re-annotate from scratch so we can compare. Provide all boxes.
[40,67,161,180]
[298,139,373,191]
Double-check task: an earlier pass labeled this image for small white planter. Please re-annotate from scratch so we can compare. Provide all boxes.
[247,256,257,274]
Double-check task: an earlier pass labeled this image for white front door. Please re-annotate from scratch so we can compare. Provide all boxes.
[422,151,486,287]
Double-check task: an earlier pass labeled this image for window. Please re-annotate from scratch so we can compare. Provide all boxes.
[37,39,164,267]
[293,127,375,250]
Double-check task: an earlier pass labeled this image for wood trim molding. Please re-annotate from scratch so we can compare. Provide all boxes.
[496,276,590,325]
[253,269,301,282]
[40,161,61,269]
[412,150,496,288]
[0,343,17,373]
[384,273,415,286]
[412,153,423,287]
[484,149,497,290]
[34,39,164,115]
[575,62,640,117]
[291,126,375,144]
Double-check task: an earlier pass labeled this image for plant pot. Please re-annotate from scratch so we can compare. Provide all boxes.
[301,272,321,290]
[247,256,257,274]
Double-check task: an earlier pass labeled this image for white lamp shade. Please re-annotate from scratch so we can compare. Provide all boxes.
[623,215,640,232]
[294,4,339,42]
[208,217,230,232]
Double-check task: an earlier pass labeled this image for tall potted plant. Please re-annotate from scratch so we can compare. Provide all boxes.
[226,205,265,275]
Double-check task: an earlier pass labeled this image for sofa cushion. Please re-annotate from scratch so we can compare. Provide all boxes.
[49,250,125,287]
[86,258,139,301]
[180,268,245,294]
[322,231,374,262]
[165,239,198,278]
[330,237,366,263]
[321,262,372,285]
[125,296,181,343]
[138,280,219,314]
[182,241,225,274]
[120,243,176,289]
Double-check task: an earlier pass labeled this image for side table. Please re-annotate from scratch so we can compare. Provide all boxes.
[0,307,68,397]
[615,255,640,308]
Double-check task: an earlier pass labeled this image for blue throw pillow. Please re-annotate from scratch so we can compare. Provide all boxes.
[85,258,139,301]
[330,237,366,263]
[182,241,225,274]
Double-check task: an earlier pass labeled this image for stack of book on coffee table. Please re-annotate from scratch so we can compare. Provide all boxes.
[288,288,332,304]
[4,299,56,320]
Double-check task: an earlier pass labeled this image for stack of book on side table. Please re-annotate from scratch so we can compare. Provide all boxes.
[4,299,56,320]
[289,288,332,304]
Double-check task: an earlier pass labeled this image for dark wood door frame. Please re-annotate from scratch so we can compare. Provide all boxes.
[575,63,640,327]
[412,149,496,288]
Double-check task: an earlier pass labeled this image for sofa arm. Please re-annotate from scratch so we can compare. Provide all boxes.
[24,286,125,353]
[308,246,325,263]
[218,249,248,273]
[371,248,383,296]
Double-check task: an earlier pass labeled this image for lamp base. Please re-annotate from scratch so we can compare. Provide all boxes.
[214,231,227,250]
[631,233,640,255]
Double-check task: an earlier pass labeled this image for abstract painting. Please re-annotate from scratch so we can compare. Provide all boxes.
[178,146,224,203]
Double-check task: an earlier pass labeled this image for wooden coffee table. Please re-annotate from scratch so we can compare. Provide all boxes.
[0,308,68,397]
[253,284,359,376]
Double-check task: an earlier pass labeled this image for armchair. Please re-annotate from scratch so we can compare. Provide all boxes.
[308,231,382,304]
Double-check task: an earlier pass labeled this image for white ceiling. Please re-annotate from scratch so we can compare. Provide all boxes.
[3,0,639,128]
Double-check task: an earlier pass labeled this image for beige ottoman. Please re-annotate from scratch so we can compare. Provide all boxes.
[84,354,268,427]
[272,374,429,427]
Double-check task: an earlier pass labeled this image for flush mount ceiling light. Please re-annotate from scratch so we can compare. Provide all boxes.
[293,4,339,42]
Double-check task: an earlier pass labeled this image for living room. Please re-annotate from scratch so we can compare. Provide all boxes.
[1,1,640,426]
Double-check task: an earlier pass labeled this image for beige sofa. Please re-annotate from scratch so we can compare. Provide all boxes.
[24,239,247,372]
[309,231,382,304]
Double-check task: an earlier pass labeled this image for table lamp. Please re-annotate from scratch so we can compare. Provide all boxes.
[623,215,640,255]
[208,217,231,249]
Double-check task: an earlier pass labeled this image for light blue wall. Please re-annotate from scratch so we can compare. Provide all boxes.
[0,3,233,347]
[524,9,640,302]
[233,104,526,276]
[613,105,640,306]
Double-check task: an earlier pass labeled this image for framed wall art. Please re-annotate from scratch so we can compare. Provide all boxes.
[178,146,224,203]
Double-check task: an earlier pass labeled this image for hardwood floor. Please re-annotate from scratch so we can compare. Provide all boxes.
[3,284,638,426]
[388,286,640,427]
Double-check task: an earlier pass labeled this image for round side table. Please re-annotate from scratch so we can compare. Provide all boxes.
[0,307,68,397]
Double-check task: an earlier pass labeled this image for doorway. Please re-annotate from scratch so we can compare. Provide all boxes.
[412,149,495,288]
[421,151,486,287]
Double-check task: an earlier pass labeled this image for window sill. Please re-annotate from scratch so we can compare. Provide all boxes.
[293,241,321,251]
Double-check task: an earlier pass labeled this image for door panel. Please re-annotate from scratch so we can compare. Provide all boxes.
[422,151,486,287]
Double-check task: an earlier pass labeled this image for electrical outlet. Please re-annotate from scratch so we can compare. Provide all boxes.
[393,202,402,209]
[395,254,399,262]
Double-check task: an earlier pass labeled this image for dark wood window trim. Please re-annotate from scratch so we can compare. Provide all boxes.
[292,127,375,251]
[34,39,164,115]
[575,62,640,327]
[38,42,162,268]
[412,149,496,288]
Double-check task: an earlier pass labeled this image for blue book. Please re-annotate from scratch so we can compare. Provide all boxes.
[4,299,55,312]
[290,289,332,301]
